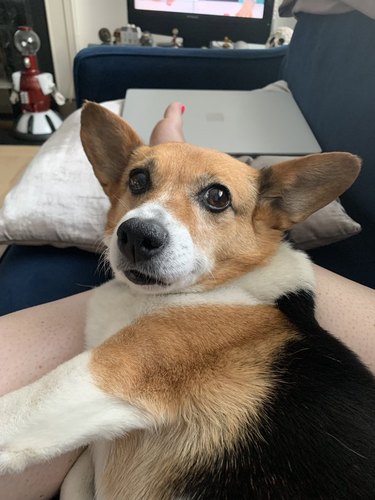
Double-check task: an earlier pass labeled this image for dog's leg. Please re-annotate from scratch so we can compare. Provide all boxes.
[60,448,94,500]
[0,351,150,474]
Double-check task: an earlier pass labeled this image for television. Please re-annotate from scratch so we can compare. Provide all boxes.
[127,0,275,48]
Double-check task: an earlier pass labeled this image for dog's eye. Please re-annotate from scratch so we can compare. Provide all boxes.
[201,184,231,212]
[129,169,151,194]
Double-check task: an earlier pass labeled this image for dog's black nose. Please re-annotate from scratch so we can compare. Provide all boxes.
[117,218,169,264]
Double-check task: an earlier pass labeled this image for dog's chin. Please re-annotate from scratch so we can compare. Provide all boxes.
[113,265,200,294]
[108,247,173,292]
[108,244,212,294]
[124,269,169,288]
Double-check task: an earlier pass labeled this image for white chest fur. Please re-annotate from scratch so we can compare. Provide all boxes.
[85,242,315,350]
[85,279,263,349]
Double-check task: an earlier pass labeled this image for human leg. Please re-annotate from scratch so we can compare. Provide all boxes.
[314,265,375,374]
[0,291,91,500]
[149,101,185,146]
[60,448,94,500]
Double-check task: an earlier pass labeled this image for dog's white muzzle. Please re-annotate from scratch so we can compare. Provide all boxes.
[107,203,211,293]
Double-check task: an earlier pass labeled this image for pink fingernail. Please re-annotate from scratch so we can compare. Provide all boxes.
[181,104,185,114]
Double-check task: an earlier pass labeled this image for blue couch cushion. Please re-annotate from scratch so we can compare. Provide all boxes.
[282,11,375,287]
[74,45,287,107]
[0,245,107,315]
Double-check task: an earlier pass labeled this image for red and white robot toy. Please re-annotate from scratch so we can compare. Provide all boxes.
[10,26,65,141]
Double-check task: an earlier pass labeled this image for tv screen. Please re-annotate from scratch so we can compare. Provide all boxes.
[127,0,275,48]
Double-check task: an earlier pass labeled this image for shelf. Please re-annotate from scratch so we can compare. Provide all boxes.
[0,78,12,90]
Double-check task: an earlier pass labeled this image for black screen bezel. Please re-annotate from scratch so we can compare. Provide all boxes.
[127,0,275,47]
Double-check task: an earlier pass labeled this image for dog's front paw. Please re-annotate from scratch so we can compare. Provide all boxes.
[0,388,53,474]
[0,447,32,475]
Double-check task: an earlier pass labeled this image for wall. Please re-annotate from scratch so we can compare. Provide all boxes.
[45,0,126,99]
[272,0,296,31]
[70,0,126,50]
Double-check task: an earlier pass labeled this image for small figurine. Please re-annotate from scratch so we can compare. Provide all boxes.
[10,26,65,141]
[266,27,294,48]
[222,36,233,49]
[171,28,182,48]
[113,28,122,44]
[157,28,183,48]
[98,28,112,45]
[140,31,154,47]
[119,24,141,45]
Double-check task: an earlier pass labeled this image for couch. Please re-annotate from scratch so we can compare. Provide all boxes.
[0,10,374,315]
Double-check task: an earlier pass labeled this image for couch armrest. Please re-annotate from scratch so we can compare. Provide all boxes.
[73,45,287,107]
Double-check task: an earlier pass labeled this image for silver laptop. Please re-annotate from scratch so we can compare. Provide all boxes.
[122,88,321,156]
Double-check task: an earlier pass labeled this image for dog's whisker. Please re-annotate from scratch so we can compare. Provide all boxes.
[96,247,112,278]
[113,194,128,210]
[325,432,368,460]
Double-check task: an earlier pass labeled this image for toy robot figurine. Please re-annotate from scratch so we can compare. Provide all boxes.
[10,26,65,141]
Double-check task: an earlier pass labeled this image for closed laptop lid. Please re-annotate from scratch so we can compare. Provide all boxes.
[122,88,321,156]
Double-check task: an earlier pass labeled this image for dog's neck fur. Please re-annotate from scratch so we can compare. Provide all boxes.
[87,241,315,349]
[123,240,315,302]
[232,240,315,303]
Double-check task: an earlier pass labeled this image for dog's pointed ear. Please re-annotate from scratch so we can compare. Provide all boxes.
[255,152,361,231]
[80,101,143,195]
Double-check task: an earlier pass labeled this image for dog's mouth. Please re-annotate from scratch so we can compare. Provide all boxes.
[124,269,168,287]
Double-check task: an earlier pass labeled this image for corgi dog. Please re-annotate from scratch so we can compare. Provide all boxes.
[0,102,374,500]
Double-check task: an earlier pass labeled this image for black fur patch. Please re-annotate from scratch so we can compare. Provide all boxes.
[176,291,375,499]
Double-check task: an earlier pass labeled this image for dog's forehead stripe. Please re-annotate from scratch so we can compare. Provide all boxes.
[137,144,255,179]
[129,156,156,172]
[143,160,259,214]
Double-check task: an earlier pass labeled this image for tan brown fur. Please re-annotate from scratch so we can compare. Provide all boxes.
[91,304,297,499]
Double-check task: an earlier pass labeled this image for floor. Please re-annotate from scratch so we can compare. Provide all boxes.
[0,143,40,257]
[0,118,16,145]
[0,118,36,145]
